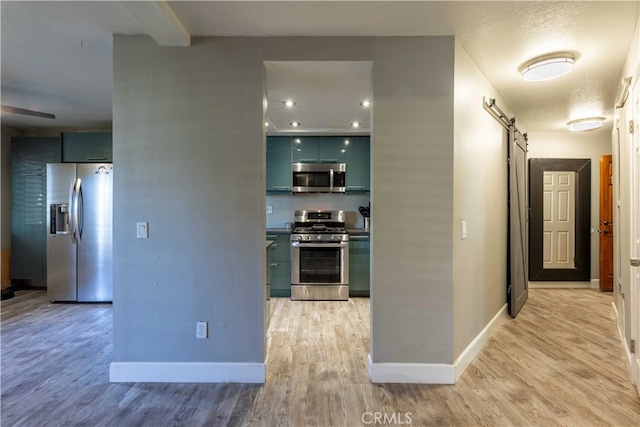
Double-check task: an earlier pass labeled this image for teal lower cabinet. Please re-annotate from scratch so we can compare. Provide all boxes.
[349,236,370,297]
[270,261,291,297]
[267,233,291,297]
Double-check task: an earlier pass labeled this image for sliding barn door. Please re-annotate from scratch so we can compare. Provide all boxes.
[509,125,529,317]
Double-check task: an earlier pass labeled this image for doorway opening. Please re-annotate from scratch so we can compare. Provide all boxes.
[263,61,373,381]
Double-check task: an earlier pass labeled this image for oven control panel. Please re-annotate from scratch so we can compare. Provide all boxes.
[292,234,349,242]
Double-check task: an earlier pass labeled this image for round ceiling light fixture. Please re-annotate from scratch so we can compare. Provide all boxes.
[360,100,370,107]
[567,117,605,131]
[351,121,361,128]
[520,52,575,82]
[290,122,301,127]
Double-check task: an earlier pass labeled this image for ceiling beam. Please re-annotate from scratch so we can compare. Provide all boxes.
[1,105,55,119]
[119,1,191,47]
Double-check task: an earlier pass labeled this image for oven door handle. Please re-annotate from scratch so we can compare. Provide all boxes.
[292,242,348,248]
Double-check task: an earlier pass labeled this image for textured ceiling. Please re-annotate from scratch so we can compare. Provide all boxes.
[1,1,638,133]
[265,61,372,134]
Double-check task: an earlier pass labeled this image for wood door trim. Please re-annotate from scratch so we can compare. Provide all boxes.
[529,158,591,281]
[599,155,614,291]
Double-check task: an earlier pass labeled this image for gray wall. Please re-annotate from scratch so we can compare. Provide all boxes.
[113,35,456,366]
[452,40,511,358]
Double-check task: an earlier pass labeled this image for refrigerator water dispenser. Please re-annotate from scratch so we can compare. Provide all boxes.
[50,203,70,235]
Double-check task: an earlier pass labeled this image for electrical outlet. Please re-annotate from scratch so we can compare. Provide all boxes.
[196,321,208,339]
[266,205,273,214]
[461,221,467,240]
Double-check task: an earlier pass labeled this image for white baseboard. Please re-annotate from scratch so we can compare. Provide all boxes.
[591,279,600,289]
[612,301,633,375]
[367,304,507,384]
[367,354,455,384]
[453,303,507,381]
[529,281,592,289]
[109,362,266,383]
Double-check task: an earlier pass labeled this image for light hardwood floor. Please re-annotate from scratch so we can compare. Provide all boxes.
[1,289,639,426]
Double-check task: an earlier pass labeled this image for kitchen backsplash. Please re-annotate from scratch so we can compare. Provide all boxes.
[266,193,371,229]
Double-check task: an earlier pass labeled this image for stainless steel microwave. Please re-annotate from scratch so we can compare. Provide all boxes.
[292,163,346,193]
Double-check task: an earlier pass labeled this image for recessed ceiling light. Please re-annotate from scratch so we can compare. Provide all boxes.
[351,122,361,128]
[294,138,301,143]
[283,100,296,108]
[344,139,349,145]
[567,117,604,131]
[360,100,370,107]
[290,122,300,127]
[264,122,269,127]
[521,52,575,82]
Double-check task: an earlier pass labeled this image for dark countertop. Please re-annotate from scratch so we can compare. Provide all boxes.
[268,228,369,236]
[266,228,291,234]
[347,229,370,236]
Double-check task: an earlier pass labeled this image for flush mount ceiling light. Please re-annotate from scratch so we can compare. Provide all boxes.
[290,122,301,127]
[360,100,370,107]
[520,52,575,82]
[567,117,605,131]
[351,121,361,128]
[283,100,296,108]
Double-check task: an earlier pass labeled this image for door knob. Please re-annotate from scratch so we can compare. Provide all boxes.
[632,258,640,267]
[603,221,609,225]
[603,229,610,234]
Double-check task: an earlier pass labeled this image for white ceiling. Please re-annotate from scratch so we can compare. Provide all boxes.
[1,1,638,133]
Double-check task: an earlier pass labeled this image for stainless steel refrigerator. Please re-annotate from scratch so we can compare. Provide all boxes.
[46,163,113,302]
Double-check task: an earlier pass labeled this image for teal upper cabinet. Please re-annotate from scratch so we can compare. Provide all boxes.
[11,137,62,282]
[62,132,112,163]
[267,135,369,193]
[292,136,319,163]
[266,137,292,192]
[318,136,348,163]
[346,136,370,192]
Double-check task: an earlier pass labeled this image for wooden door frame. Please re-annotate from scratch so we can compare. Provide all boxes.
[599,155,614,291]
[529,158,591,281]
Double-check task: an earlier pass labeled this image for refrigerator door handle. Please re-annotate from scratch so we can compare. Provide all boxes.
[69,178,77,244]
[73,178,83,244]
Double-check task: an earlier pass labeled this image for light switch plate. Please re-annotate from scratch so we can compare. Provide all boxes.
[137,222,149,239]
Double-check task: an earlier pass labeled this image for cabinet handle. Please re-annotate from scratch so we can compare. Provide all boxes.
[321,159,338,162]
[348,186,365,190]
[350,236,369,240]
[266,235,278,239]
[271,244,278,247]
[87,157,108,161]
[299,159,317,162]
[270,263,279,267]
[271,186,290,190]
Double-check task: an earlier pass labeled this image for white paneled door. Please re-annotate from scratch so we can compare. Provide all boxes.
[543,171,576,269]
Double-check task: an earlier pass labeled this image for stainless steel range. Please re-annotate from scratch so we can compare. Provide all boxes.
[291,210,349,301]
